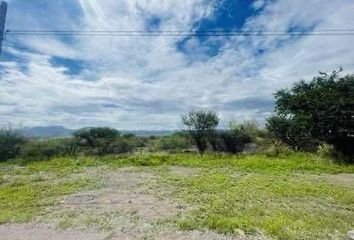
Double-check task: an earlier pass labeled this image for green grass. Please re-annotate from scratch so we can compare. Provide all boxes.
[151,154,354,239]
[1,152,354,239]
[60,152,354,174]
[0,159,97,223]
[165,171,354,239]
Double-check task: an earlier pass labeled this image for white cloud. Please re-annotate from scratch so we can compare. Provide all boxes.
[1,0,354,129]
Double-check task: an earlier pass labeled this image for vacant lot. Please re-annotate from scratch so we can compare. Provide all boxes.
[0,153,353,239]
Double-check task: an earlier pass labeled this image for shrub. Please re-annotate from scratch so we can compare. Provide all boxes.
[19,138,78,162]
[317,144,353,163]
[271,69,354,159]
[112,137,137,154]
[20,140,61,162]
[152,134,192,152]
[73,127,119,155]
[230,120,265,140]
[57,138,78,157]
[0,127,26,162]
[209,131,225,152]
[182,110,219,155]
[266,116,319,152]
[264,143,294,158]
[220,128,252,154]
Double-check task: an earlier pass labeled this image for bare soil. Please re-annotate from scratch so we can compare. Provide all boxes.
[0,166,268,240]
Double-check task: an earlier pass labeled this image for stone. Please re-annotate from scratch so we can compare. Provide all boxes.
[234,229,245,237]
[347,230,354,240]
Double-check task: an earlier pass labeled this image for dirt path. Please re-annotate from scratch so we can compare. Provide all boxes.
[0,166,267,240]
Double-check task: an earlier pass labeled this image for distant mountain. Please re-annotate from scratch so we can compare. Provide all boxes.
[121,130,175,137]
[22,126,73,138]
[21,126,175,138]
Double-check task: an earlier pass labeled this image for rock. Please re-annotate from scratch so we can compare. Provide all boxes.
[348,230,354,240]
[234,229,245,237]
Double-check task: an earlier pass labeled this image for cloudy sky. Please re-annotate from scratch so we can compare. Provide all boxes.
[0,0,353,130]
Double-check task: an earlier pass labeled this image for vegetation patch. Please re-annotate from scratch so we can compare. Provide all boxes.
[1,154,354,239]
[0,163,97,223]
[163,167,354,240]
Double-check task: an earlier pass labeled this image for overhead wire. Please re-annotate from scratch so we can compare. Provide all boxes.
[4,29,354,37]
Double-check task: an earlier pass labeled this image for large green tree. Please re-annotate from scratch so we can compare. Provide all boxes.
[182,110,219,155]
[270,69,354,159]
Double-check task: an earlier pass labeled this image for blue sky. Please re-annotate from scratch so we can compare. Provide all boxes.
[1,0,354,130]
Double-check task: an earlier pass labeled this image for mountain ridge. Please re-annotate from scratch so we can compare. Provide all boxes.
[21,126,175,138]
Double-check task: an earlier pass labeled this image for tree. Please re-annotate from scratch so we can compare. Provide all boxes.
[182,110,219,155]
[270,69,354,159]
[73,127,120,155]
[266,115,319,152]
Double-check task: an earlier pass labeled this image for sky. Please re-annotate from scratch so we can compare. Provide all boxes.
[0,0,354,130]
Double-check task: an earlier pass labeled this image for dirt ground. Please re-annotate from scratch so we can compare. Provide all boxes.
[0,166,268,240]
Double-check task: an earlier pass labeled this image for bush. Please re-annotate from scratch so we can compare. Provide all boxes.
[317,144,353,164]
[220,128,252,154]
[182,110,219,155]
[152,134,192,152]
[0,127,26,162]
[271,70,354,159]
[264,143,294,158]
[73,127,119,155]
[266,116,319,152]
[20,140,61,162]
[57,138,78,157]
[209,131,225,152]
[112,137,137,154]
[20,138,78,162]
[230,120,265,140]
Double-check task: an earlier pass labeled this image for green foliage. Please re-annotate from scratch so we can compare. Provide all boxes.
[151,133,192,152]
[73,152,354,174]
[182,110,219,155]
[73,127,120,155]
[19,138,78,163]
[0,127,26,162]
[264,143,294,158]
[230,120,265,140]
[112,137,137,154]
[58,138,79,157]
[209,131,225,152]
[219,129,252,154]
[266,116,319,152]
[20,140,61,162]
[210,122,255,154]
[269,70,354,159]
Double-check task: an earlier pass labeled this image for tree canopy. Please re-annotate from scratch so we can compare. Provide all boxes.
[182,110,219,155]
[269,69,354,159]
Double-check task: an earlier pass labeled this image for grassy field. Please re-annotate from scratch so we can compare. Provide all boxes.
[1,153,354,239]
